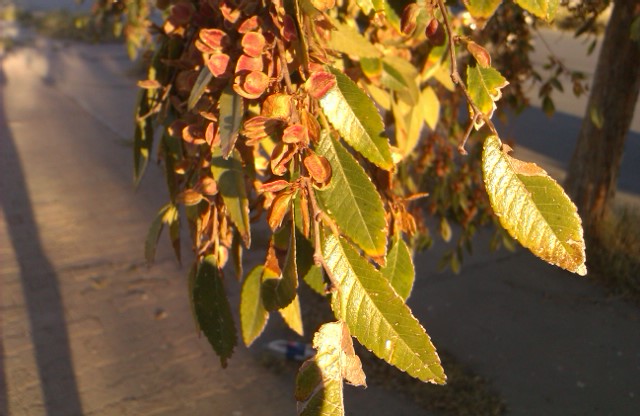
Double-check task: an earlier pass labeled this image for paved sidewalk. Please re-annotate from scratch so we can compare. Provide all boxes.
[1,34,639,416]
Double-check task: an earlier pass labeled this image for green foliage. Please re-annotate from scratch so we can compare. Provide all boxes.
[324,235,446,384]
[101,0,592,413]
[316,133,387,258]
[193,256,237,368]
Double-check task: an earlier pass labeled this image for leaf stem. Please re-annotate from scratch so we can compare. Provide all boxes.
[436,0,498,149]
[276,38,294,94]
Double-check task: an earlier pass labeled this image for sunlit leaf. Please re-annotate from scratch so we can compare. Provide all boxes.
[327,17,381,59]
[392,98,424,159]
[316,133,387,258]
[465,0,503,19]
[382,56,420,105]
[514,0,559,21]
[219,86,244,159]
[296,321,366,416]
[145,203,178,265]
[240,266,269,346]
[466,65,508,129]
[194,255,237,367]
[279,294,304,336]
[323,235,446,384]
[380,236,415,301]
[262,227,299,311]
[211,148,251,246]
[420,86,440,130]
[310,68,393,170]
[482,135,587,275]
[188,67,213,111]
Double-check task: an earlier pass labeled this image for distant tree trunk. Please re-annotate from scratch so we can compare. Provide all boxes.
[565,0,640,240]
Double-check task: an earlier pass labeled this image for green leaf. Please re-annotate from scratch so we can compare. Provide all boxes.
[465,0,503,19]
[380,237,415,301]
[381,56,420,105]
[319,68,393,170]
[296,322,366,416]
[219,86,244,159]
[240,266,269,346]
[327,18,382,59]
[323,235,446,384]
[188,67,213,111]
[420,86,440,130]
[133,89,155,186]
[514,0,559,21]
[482,135,587,275]
[194,255,238,367]
[466,65,509,129]
[262,227,299,311]
[144,203,178,265]
[392,97,424,159]
[279,294,304,336]
[316,133,387,258]
[303,265,327,295]
[211,148,251,246]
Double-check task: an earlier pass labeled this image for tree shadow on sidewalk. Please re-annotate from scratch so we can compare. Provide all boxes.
[0,57,83,416]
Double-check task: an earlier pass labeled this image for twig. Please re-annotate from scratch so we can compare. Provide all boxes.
[303,178,340,292]
[276,39,294,94]
[436,0,499,149]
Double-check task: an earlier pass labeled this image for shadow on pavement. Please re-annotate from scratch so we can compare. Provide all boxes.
[0,56,83,416]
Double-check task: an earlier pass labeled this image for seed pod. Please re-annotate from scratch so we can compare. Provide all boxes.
[466,41,491,68]
[182,124,207,145]
[304,152,332,188]
[206,53,230,77]
[241,32,266,58]
[401,4,420,36]
[234,71,270,99]
[306,71,336,99]
[299,189,311,238]
[177,189,204,206]
[282,124,308,145]
[260,180,291,193]
[199,28,228,51]
[197,177,218,196]
[425,19,445,46]
[268,190,295,230]
[300,109,321,144]
[270,142,296,176]
[262,93,293,120]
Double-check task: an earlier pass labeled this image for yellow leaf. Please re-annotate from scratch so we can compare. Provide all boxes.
[482,136,587,275]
